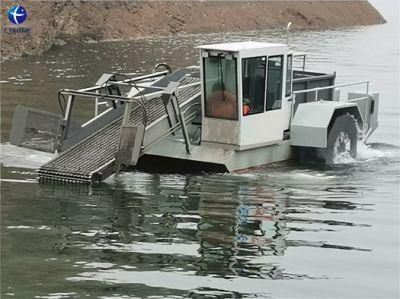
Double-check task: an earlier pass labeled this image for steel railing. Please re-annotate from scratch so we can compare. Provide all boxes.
[59,79,201,141]
[293,80,370,101]
[290,80,371,123]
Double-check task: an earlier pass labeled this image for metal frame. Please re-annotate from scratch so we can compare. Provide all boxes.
[58,72,200,143]
[60,70,169,123]
[241,55,267,115]
[293,53,307,71]
[285,53,293,97]
[57,75,201,154]
[290,80,371,125]
[202,55,239,121]
[265,54,284,112]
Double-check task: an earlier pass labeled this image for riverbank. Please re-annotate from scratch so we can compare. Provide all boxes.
[0,1,385,61]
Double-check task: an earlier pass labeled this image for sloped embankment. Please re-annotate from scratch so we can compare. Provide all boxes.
[0,1,385,61]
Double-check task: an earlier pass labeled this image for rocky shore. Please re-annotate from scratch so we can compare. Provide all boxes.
[0,1,385,61]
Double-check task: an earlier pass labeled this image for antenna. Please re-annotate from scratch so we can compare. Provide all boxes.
[286,22,293,46]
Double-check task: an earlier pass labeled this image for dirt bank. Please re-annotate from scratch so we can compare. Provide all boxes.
[0,1,385,61]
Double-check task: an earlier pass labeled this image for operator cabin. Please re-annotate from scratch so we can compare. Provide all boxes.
[198,41,292,149]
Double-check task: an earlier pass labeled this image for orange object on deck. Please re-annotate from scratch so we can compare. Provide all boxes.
[243,104,250,115]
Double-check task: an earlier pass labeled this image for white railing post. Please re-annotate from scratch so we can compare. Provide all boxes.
[291,93,296,121]
[94,90,99,117]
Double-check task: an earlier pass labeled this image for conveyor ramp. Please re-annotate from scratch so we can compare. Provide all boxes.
[38,71,200,183]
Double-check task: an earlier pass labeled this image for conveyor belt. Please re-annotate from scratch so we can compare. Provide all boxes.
[38,74,200,184]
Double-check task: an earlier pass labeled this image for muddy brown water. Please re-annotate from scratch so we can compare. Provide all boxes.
[1,3,399,298]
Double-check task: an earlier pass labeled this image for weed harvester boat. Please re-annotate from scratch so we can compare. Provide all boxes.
[9,42,379,183]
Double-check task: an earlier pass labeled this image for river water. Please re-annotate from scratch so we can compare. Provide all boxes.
[1,3,399,298]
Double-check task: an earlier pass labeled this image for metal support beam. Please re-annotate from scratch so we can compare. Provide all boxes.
[62,95,75,141]
[171,95,191,155]
[122,101,133,126]
[160,81,191,155]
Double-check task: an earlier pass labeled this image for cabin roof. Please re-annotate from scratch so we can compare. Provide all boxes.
[197,41,287,52]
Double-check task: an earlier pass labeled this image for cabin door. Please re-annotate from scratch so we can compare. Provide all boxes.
[240,55,287,147]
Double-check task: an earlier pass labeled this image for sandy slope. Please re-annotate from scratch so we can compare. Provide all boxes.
[0,1,385,61]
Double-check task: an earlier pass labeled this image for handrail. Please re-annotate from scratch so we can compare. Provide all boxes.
[57,70,170,114]
[59,81,201,139]
[294,80,370,103]
[79,70,169,93]
[293,80,370,96]
[59,81,201,103]
[142,110,199,153]
[290,80,371,122]
[293,53,307,71]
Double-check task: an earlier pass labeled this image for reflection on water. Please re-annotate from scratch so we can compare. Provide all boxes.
[1,141,399,297]
[1,7,399,298]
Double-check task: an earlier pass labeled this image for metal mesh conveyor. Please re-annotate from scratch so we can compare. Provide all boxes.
[38,74,200,184]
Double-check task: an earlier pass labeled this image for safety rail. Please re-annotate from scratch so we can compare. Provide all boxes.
[59,81,201,142]
[293,52,307,71]
[291,80,372,128]
[142,109,200,153]
[58,70,170,137]
[57,71,169,106]
[293,80,370,100]
[58,81,200,104]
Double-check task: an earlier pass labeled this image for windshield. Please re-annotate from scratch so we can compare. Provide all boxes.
[203,55,238,120]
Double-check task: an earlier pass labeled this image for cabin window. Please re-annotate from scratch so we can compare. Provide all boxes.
[285,54,293,97]
[203,55,238,120]
[266,55,283,111]
[242,56,266,116]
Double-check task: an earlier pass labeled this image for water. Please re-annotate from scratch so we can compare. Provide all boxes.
[1,3,399,298]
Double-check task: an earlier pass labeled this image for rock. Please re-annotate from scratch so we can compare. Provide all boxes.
[54,39,67,46]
